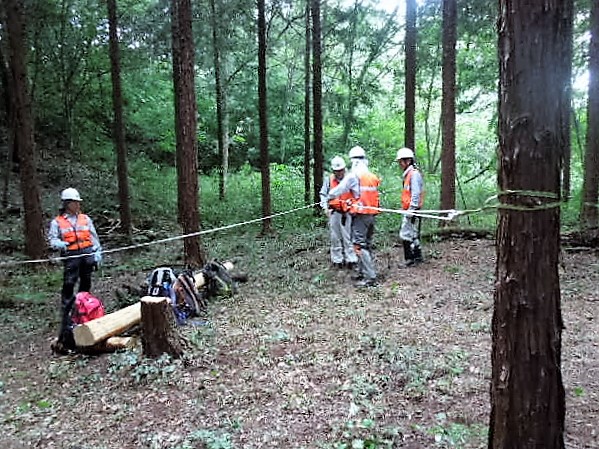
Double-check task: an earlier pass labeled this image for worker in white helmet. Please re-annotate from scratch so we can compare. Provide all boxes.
[395,147,424,267]
[319,156,358,269]
[328,146,380,287]
[48,188,102,349]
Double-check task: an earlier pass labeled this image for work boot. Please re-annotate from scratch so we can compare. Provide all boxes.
[351,272,364,281]
[400,241,414,268]
[355,278,377,288]
[333,262,343,269]
[412,246,424,263]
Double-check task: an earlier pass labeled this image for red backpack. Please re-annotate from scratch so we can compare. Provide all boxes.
[72,292,105,325]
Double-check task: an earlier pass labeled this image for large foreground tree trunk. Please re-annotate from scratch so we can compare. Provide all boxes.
[107,0,132,238]
[171,0,204,266]
[490,1,572,448]
[5,0,46,259]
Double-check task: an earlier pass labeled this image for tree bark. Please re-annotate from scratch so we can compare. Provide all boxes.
[581,0,599,231]
[107,0,133,238]
[490,1,571,447]
[303,0,312,206]
[258,0,272,233]
[141,297,184,358]
[404,0,417,152]
[171,0,204,266]
[5,0,46,259]
[210,0,229,201]
[311,0,323,209]
[440,0,457,222]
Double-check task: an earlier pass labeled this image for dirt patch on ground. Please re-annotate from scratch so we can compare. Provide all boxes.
[0,238,597,449]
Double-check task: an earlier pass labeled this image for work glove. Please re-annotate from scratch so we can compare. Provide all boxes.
[54,241,68,251]
[94,250,103,267]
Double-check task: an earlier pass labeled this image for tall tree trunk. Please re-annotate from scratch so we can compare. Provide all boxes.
[0,45,14,209]
[561,18,573,203]
[5,0,46,259]
[171,0,204,267]
[303,0,311,206]
[440,0,456,220]
[210,0,229,201]
[581,0,599,231]
[404,0,417,151]
[311,0,324,208]
[107,0,132,238]
[490,0,571,447]
[257,0,272,233]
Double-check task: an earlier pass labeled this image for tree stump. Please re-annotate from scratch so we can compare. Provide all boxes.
[140,296,185,358]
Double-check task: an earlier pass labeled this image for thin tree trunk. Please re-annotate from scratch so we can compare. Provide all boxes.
[107,0,132,238]
[311,0,324,209]
[490,0,571,447]
[440,0,457,222]
[404,0,417,151]
[581,0,599,230]
[5,0,46,259]
[304,0,311,206]
[171,0,204,266]
[0,45,13,209]
[257,0,272,233]
[210,0,229,201]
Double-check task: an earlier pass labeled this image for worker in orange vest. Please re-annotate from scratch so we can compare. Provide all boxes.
[319,156,358,269]
[48,188,102,348]
[396,147,424,267]
[328,146,380,287]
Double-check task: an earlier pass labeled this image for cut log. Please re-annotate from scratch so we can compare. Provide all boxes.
[72,263,235,348]
[102,336,138,351]
[193,261,234,288]
[73,302,141,347]
[141,296,184,358]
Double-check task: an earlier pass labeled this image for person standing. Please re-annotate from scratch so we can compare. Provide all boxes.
[320,156,358,269]
[395,147,424,267]
[48,188,102,347]
[328,146,380,287]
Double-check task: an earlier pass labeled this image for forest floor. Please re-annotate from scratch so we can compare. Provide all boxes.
[0,235,598,449]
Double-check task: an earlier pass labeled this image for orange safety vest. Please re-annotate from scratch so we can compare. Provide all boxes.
[328,174,354,212]
[402,168,425,210]
[349,172,380,215]
[56,214,94,251]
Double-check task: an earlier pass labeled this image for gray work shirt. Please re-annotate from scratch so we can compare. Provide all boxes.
[403,165,424,210]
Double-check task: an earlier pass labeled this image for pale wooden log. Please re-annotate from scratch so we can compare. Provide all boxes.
[193,261,234,288]
[73,302,141,347]
[141,296,184,358]
[103,336,138,351]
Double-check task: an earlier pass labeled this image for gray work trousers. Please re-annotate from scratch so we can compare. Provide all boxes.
[352,214,376,281]
[329,211,358,264]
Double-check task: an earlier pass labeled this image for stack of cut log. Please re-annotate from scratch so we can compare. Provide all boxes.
[72,262,234,354]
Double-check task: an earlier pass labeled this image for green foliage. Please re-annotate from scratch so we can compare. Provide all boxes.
[108,350,180,384]
[424,413,487,448]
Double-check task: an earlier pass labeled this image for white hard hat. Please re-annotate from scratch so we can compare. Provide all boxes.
[395,147,415,161]
[60,187,82,202]
[348,145,366,159]
[330,156,346,171]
